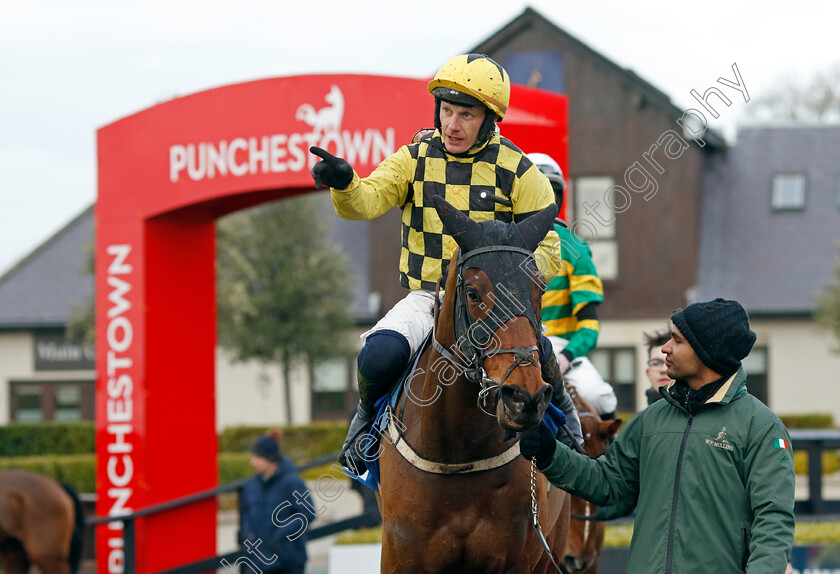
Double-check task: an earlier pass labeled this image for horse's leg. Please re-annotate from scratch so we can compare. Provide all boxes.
[0,539,31,574]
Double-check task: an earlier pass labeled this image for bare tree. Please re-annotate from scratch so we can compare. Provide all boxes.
[747,64,840,122]
[216,194,355,423]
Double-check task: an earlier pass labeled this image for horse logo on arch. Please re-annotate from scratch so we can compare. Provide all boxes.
[296,85,344,136]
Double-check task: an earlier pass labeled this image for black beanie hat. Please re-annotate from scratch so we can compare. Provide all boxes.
[670,298,756,375]
[250,435,281,463]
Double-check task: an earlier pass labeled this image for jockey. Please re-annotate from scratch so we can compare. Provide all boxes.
[309,54,583,473]
[530,153,618,419]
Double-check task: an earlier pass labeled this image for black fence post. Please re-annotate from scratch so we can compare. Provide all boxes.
[124,518,136,574]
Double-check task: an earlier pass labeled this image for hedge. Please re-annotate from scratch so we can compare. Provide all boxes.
[0,452,347,494]
[0,454,97,492]
[0,421,95,456]
[779,413,835,429]
[218,422,346,460]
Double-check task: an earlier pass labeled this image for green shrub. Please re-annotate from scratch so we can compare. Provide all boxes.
[0,452,325,494]
[0,422,95,456]
[795,521,840,544]
[794,450,840,475]
[336,527,383,545]
[0,454,96,492]
[603,524,634,547]
[219,422,346,462]
[779,413,835,429]
[219,452,253,484]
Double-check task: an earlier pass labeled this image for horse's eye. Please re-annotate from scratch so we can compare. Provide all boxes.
[466,289,481,303]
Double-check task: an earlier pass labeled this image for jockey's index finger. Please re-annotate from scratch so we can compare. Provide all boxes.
[310,146,339,163]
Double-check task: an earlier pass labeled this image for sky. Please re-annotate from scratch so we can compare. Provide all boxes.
[0,0,835,276]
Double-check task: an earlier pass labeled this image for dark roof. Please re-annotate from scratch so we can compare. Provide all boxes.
[472,7,725,148]
[0,199,376,329]
[0,205,94,329]
[695,124,840,314]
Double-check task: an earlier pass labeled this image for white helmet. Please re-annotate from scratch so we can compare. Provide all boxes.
[529,152,566,192]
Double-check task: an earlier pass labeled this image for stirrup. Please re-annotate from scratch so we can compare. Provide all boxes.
[339,416,374,474]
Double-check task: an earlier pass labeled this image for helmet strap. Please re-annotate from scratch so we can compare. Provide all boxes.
[476,110,497,146]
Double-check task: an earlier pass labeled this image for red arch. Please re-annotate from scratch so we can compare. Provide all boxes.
[95,74,567,572]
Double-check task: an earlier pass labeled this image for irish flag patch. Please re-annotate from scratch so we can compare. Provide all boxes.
[773,438,791,450]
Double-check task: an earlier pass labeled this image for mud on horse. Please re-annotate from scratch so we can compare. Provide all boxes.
[375,196,570,573]
[562,385,622,574]
[0,469,85,574]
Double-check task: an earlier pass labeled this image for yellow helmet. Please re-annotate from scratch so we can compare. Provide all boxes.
[428,54,510,120]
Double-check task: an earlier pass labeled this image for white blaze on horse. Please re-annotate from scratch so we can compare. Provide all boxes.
[376,196,570,573]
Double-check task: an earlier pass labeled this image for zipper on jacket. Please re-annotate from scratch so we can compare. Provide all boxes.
[665,415,693,574]
[741,527,750,571]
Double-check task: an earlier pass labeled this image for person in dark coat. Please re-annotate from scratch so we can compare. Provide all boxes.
[239,432,316,574]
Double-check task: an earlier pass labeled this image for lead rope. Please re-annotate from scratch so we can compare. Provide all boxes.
[530,458,564,573]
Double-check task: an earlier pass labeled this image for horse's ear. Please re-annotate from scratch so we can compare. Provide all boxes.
[517,203,559,252]
[602,418,623,438]
[432,195,483,250]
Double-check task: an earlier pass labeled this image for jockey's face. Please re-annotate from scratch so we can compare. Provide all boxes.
[439,101,486,154]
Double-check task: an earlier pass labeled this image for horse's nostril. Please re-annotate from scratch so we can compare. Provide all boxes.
[500,385,550,413]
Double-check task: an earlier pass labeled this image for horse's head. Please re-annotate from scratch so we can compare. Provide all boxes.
[432,195,558,430]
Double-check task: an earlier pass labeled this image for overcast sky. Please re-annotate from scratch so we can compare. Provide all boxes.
[0,0,834,276]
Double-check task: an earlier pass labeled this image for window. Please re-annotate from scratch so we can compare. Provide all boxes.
[571,177,619,280]
[10,381,94,422]
[741,346,769,406]
[588,347,636,412]
[837,175,840,209]
[311,356,353,420]
[772,173,805,210]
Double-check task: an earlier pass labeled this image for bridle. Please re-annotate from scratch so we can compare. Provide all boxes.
[384,240,547,475]
[431,243,543,413]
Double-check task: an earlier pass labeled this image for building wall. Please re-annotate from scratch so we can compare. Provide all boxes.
[0,327,368,431]
[754,318,840,419]
[598,318,840,422]
[0,331,94,425]
[215,349,311,431]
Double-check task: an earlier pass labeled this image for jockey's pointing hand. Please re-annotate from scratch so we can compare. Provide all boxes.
[519,422,557,470]
[310,146,354,190]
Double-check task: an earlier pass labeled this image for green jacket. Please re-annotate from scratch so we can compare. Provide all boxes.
[540,368,795,573]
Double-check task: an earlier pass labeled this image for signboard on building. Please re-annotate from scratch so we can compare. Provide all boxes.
[33,334,94,371]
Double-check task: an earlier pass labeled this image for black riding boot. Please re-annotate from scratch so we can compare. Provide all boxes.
[541,350,584,452]
[339,330,412,475]
[339,384,377,476]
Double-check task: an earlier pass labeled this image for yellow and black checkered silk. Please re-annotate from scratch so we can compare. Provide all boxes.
[400,133,549,290]
[329,131,559,290]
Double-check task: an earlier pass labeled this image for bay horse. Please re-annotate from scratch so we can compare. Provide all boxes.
[562,385,622,574]
[376,197,569,573]
[0,469,85,574]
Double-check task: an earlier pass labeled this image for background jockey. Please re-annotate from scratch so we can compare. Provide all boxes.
[309,53,583,474]
[530,153,618,419]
